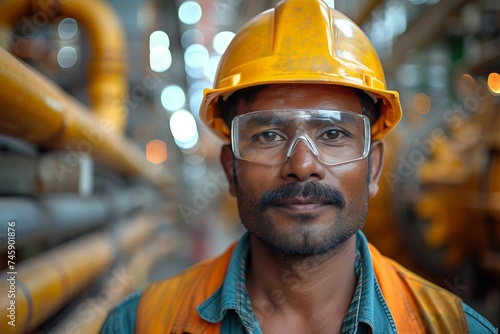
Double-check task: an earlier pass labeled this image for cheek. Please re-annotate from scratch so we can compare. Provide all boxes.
[236,164,280,194]
[329,163,369,196]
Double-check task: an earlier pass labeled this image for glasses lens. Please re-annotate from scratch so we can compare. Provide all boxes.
[232,110,370,166]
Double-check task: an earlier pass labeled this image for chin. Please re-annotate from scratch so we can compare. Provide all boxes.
[256,227,356,256]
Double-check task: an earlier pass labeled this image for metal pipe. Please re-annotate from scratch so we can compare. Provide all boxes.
[0,186,162,247]
[0,213,161,334]
[0,47,171,187]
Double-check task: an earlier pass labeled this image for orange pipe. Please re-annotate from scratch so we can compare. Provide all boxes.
[0,47,171,187]
[0,213,160,334]
[0,0,129,131]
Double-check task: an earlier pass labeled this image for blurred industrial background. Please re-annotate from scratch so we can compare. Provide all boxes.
[0,0,498,332]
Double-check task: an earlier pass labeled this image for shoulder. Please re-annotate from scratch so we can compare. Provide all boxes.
[146,241,238,293]
[369,243,498,333]
[99,290,142,334]
[462,302,498,333]
[369,243,457,299]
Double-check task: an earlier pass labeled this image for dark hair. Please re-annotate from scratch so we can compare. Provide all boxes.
[219,84,381,129]
[356,89,381,126]
[218,85,269,129]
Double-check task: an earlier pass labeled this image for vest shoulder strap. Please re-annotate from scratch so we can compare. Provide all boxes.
[369,243,469,333]
[135,243,237,333]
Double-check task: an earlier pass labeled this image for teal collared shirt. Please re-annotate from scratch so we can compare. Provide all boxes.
[196,232,372,333]
[100,231,498,333]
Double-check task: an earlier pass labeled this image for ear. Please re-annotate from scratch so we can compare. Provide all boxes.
[220,145,237,197]
[368,140,385,198]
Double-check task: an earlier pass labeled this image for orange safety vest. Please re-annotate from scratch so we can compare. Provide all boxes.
[136,242,468,333]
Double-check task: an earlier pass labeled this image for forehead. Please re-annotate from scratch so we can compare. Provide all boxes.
[238,84,363,115]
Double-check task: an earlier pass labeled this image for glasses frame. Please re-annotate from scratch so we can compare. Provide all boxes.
[231,109,371,167]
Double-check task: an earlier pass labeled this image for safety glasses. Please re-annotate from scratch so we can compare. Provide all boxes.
[231,109,371,166]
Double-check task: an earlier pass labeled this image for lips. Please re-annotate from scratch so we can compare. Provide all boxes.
[270,197,333,214]
[275,197,327,206]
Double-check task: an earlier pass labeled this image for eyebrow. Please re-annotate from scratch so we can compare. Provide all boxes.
[304,116,359,128]
[242,112,362,130]
[245,114,286,127]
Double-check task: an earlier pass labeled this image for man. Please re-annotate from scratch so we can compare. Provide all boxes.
[100,0,498,332]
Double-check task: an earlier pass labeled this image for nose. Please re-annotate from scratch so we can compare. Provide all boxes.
[280,140,326,181]
[286,135,319,159]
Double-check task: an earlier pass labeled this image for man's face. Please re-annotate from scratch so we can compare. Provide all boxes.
[221,84,383,256]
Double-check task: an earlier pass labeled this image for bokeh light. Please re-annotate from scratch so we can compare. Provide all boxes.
[487,73,500,95]
[150,30,170,50]
[212,31,235,55]
[183,154,207,179]
[146,140,168,164]
[178,1,202,25]
[184,44,209,69]
[161,85,186,112]
[150,48,172,72]
[413,93,432,115]
[58,18,78,40]
[149,30,172,72]
[169,109,199,150]
[57,46,78,68]
[181,29,204,49]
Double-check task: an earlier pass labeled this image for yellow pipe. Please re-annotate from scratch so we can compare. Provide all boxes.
[0,213,160,334]
[0,47,65,144]
[0,47,171,187]
[0,0,129,131]
[47,0,128,131]
[0,0,175,186]
[50,234,179,334]
[0,1,29,26]
[0,234,112,334]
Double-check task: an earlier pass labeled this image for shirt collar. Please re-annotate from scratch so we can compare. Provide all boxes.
[197,231,397,334]
[197,232,255,331]
[356,231,397,334]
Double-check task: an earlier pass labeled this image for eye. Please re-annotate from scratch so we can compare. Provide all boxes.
[256,131,285,142]
[319,129,347,140]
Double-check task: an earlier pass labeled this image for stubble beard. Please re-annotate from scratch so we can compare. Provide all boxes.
[236,182,369,257]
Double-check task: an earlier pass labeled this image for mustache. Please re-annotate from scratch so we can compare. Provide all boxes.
[259,182,346,211]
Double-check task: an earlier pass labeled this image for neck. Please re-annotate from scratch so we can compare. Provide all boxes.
[246,234,358,325]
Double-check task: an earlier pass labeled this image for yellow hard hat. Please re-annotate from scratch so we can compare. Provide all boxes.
[199,0,403,142]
